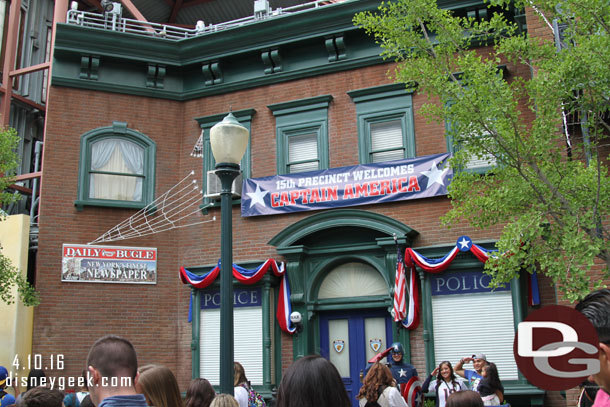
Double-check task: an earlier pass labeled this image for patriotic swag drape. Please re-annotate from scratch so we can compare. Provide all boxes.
[393,235,540,330]
[180,259,296,334]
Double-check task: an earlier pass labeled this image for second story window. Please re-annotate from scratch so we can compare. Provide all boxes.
[349,84,415,164]
[76,121,156,210]
[268,95,332,175]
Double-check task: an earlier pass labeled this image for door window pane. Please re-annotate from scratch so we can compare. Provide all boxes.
[364,317,387,362]
[328,319,350,377]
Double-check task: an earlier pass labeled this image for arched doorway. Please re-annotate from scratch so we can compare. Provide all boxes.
[269,209,419,407]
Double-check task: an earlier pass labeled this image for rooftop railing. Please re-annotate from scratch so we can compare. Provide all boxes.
[66,0,344,41]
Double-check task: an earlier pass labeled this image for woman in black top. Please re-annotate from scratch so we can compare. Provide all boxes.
[477,363,503,406]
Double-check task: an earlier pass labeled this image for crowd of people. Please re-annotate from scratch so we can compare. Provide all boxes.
[0,288,609,407]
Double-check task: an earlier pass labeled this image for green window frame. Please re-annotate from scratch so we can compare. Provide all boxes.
[348,84,415,164]
[75,121,156,210]
[444,67,507,174]
[268,95,332,175]
[195,109,255,207]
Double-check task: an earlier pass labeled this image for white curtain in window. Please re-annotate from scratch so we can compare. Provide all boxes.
[90,138,143,201]
[371,120,404,163]
[119,140,144,200]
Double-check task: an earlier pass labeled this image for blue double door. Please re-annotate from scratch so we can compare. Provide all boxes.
[320,309,393,407]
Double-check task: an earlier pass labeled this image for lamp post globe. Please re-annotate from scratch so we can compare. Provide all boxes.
[210,112,249,395]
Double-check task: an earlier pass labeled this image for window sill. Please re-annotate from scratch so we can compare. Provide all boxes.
[74,199,149,211]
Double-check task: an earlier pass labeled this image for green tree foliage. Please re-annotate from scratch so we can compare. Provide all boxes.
[0,127,20,206]
[355,0,610,301]
[0,251,39,306]
[0,127,39,306]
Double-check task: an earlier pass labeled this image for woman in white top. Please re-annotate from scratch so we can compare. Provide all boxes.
[421,361,467,407]
[233,362,250,407]
[357,362,408,407]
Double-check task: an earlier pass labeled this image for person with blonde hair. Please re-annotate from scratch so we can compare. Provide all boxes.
[135,364,183,407]
[357,362,407,407]
[210,394,238,407]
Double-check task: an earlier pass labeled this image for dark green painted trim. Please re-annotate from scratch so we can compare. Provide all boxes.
[273,285,283,387]
[195,109,257,127]
[421,270,434,374]
[347,83,413,103]
[52,0,521,102]
[268,95,333,116]
[52,0,387,101]
[75,121,156,210]
[52,55,387,102]
[192,287,201,379]
[268,209,419,248]
[181,56,385,100]
[262,281,272,388]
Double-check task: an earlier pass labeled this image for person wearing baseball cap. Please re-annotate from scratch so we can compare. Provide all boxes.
[0,366,16,407]
[454,353,488,392]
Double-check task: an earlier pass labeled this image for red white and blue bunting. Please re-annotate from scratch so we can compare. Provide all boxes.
[180,259,296,334]
[396,236,540,330]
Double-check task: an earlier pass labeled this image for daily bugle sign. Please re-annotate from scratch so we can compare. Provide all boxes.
[241,153,453,217]
[62,244,157,284]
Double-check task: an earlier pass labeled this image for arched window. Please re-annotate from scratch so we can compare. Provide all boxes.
[318,261,387,299]
[76,122,156,210]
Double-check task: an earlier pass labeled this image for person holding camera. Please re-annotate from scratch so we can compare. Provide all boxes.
[454,354,488,392]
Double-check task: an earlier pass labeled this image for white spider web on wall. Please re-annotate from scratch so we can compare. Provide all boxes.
[89,171,215,244]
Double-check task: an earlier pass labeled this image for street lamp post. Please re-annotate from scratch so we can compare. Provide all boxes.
[210,112,249,395]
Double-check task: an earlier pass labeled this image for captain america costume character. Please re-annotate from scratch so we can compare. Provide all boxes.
[364,342,422,407]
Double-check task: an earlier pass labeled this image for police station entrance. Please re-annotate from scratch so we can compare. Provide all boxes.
[319,309,392,407]
[313,260,397,407]
[269,209,419,406]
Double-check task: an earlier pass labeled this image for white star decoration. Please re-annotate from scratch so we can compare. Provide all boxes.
[422,161,449,187]
[458,237,471,249]
[246,185,268,208]
[399,368,407,377]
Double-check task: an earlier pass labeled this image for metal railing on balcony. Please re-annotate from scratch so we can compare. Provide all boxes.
[66,0,344,41]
